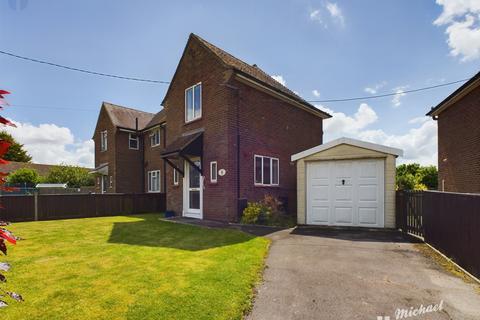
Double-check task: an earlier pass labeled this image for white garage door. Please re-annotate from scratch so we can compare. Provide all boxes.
[306,159,384,227]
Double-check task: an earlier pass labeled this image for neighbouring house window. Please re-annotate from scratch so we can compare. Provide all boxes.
[185,83,202,122]
[148,170,161,192]
[109,176,113,188]
[173,169,179,186]
[254,155,279,186]
[210,161,218,183]
[100,130,107,151]
[150,128,160,147]
[101,175,108,193]
[129,133,139,150]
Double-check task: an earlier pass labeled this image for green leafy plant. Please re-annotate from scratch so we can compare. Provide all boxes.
[44,164,94,188]
[242,195,295,227]
[7,168,39,185]
[396,163,437,190]
[0,131,31,163]
[241,202,271,225]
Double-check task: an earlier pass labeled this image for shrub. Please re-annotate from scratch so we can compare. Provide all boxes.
[241,202,271,225]
[7,168,39,185]
[241,195,296,227]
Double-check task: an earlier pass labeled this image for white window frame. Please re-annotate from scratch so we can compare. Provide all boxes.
[150,128,160,147]
[109,176,113,188]
[173,169,179,186]
[148,170,161,193]
[100,130,107,152]
[210,161,218,183]
[129,133,139,150]
[254,155,279,186]
[185,82,202,123]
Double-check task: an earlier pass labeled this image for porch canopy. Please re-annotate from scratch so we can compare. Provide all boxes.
[161,132,203,175]
[89,163,108,175]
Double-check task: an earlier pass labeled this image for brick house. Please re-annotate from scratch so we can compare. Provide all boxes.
[427,71,480,193]
[92,33,331,221]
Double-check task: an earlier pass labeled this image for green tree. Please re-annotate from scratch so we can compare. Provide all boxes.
[44,164,95,188]
[396,163,437,190]
[0,131,32,162]
[419,165,438,190]
[7,168,40,185]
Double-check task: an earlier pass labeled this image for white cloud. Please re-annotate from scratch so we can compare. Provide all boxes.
[4,122,94,167]
[364,81,387,94]
[312,89,321,97]
[317,103,378,137]
[271,75,286,86]
[309,2,345,27]
[325,2,345,26]
[392,86,407,107]
[316,104,437,165]
[408,116,430,125]
[434,0,480,61]
[309,9,323,24]
[357,120,437,166]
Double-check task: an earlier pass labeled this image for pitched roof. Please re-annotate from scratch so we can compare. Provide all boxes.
[427,71,480,117]
[2,161,92,176]
[164,34,331,119]
[291,137,403,161]
[103,102,155,130]
[144,109,166,130]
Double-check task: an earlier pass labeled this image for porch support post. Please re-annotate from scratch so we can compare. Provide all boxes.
[164,158,184,176]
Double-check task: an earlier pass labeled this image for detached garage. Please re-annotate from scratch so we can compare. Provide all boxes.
[291,137,403,228]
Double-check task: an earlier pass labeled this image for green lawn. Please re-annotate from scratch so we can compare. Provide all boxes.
[1,214,270,320]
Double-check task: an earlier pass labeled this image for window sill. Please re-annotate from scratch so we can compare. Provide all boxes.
[151,144,161,148]
[254,184,280,188]
[147,190,161,193]
[184,116,202,126]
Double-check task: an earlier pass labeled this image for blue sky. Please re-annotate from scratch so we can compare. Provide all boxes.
[0,0,479,167]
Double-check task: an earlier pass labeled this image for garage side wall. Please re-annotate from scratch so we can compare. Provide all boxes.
[296,144,396,228]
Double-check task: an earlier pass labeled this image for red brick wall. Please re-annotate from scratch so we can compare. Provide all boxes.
[143,125,166,193]
[163,38,238,221]
[437,87,480,193]
[234,80,323,215]
[93,107,116,193]
[114,131,143,193]
[162,37,324,221]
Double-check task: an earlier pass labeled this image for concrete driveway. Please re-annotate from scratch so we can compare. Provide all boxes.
[246,227,480,320]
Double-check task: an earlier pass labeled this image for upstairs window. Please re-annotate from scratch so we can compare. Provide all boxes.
[129,133,139,150]
[254,155,279,186]
[100,130,107,151]
[185,83,202,122]
[150,128,160,147]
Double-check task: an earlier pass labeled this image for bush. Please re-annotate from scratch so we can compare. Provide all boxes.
[7,168,40,185]
[44,164,94,188]
[241,195,295,227]
[241,202,271,225]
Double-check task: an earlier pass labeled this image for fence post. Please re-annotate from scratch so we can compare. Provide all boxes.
[34,190,39,221]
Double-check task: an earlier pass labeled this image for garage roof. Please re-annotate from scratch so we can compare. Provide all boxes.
[291,137,403,161]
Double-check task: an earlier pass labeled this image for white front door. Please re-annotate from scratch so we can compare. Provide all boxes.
[183,158,203,219]
[306,159,384,227]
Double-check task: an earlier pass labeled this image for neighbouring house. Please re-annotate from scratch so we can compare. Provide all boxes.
[91,33,331,222]
[91,102,166,194]
[292,138,402,228]
[427,71,480,194]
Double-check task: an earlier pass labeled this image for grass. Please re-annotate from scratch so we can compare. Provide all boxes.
[415,243,480,293]
[1,214,270,320]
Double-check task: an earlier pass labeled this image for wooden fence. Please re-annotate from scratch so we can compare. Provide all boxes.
[396,190,480,279]
[0,193,166,222]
